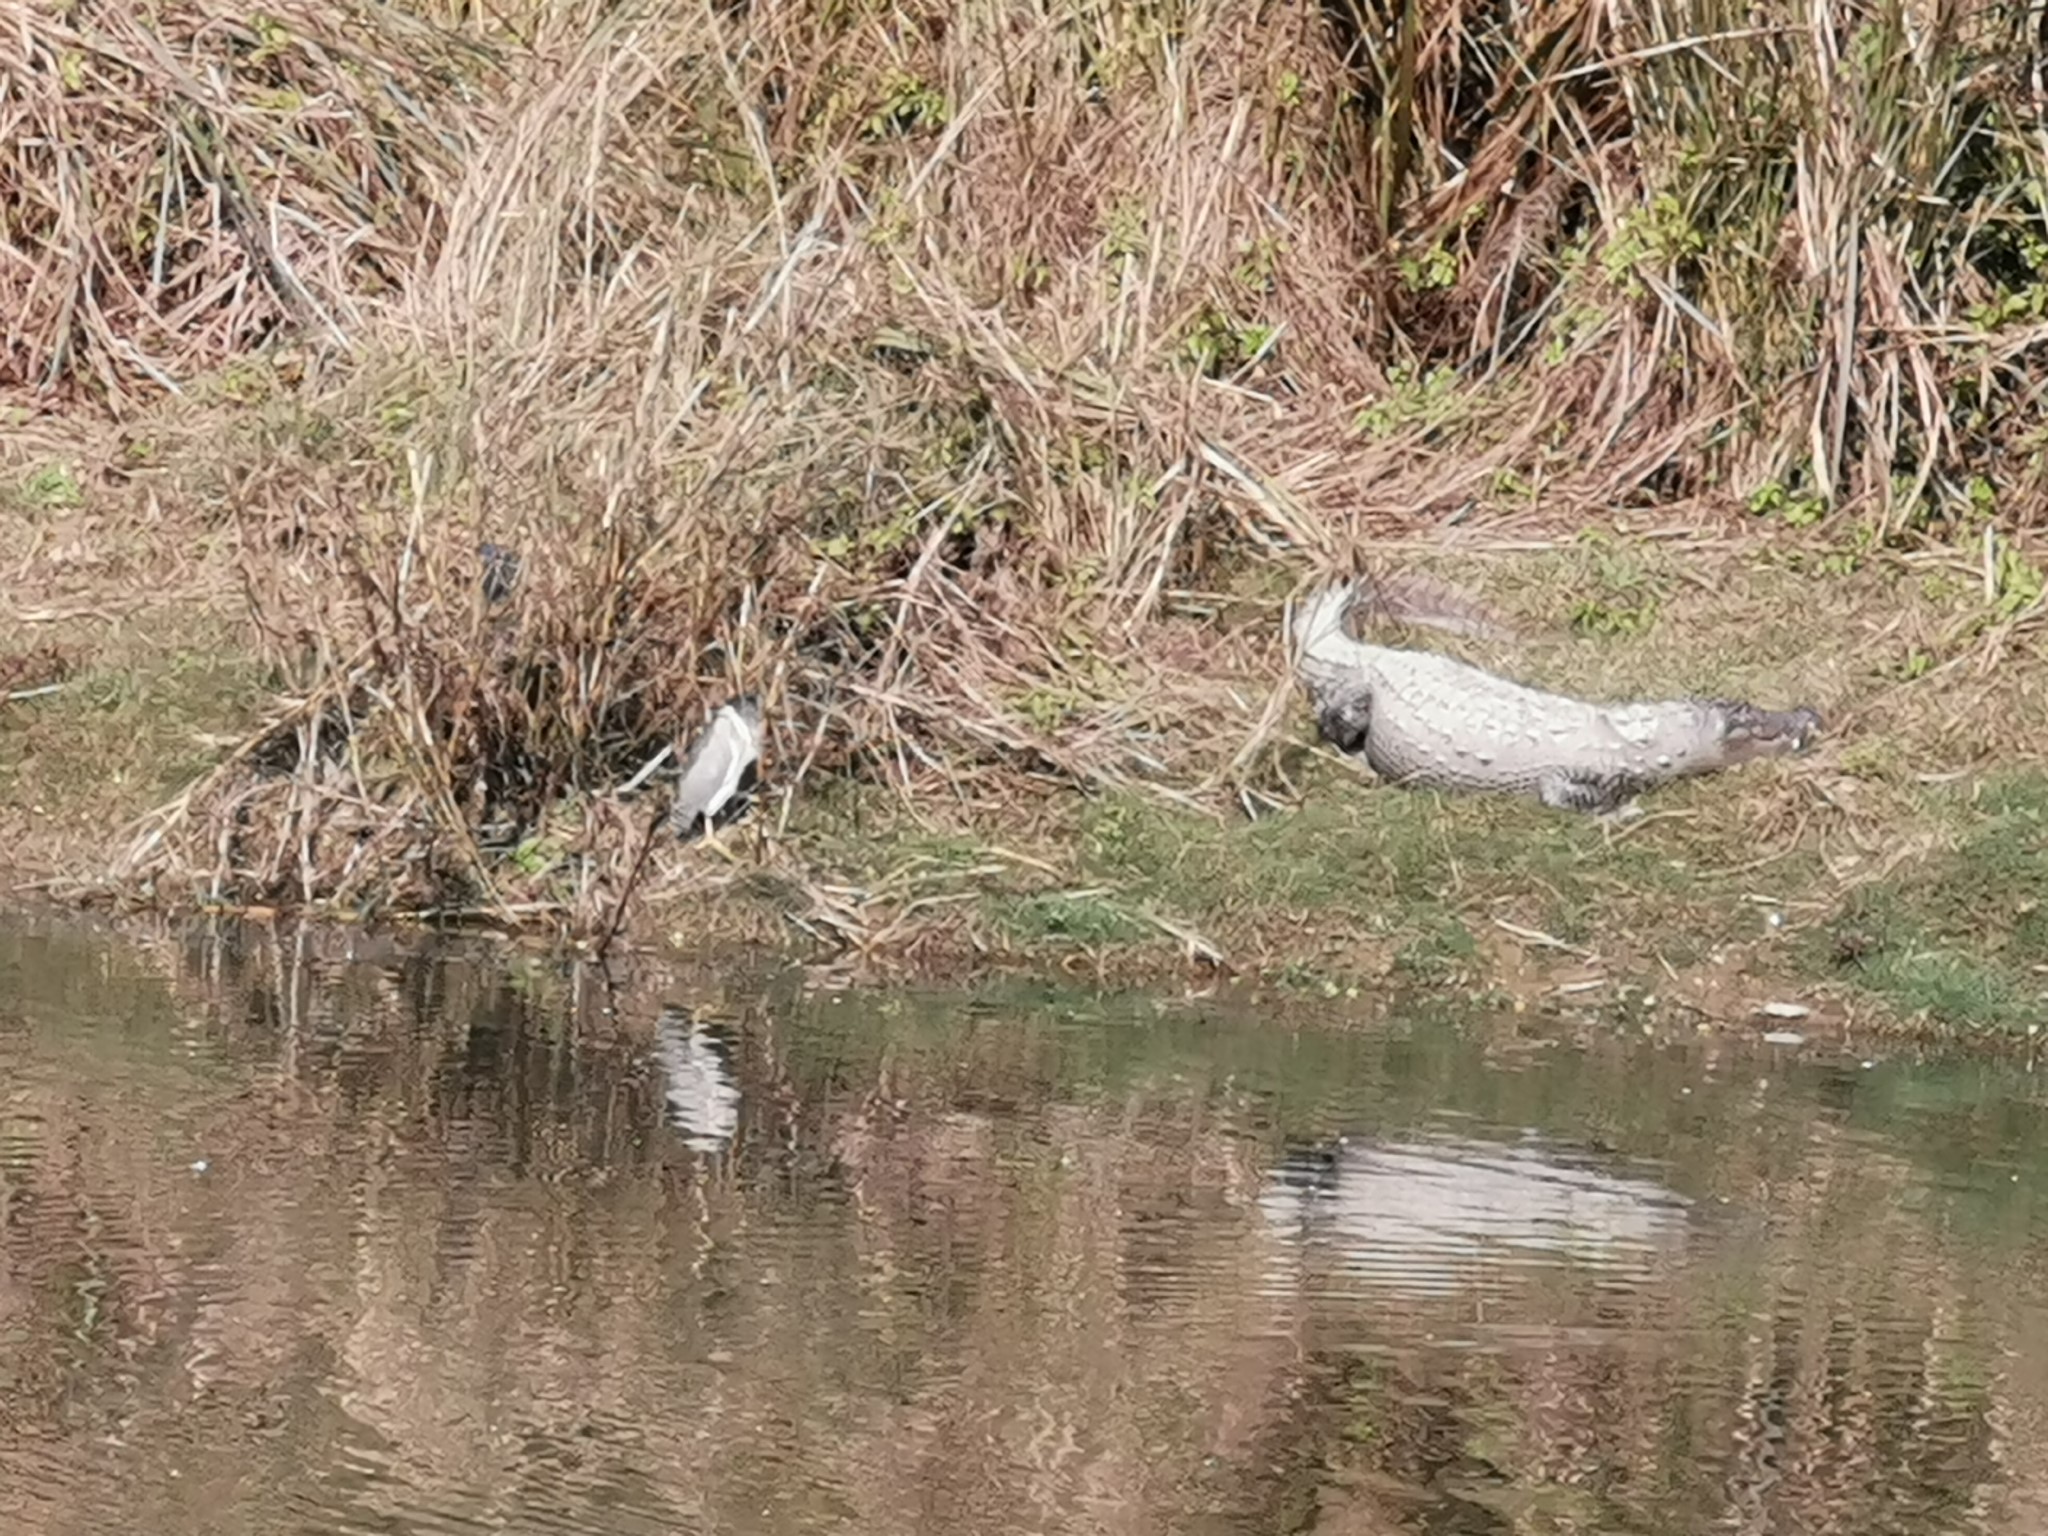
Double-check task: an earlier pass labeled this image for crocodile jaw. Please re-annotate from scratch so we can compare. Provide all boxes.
[1707,701,1825,766]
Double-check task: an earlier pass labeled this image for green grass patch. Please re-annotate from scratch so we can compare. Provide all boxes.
[0,637,270,857]
[783,738,1844,987]
[16,462,85,511]
[1814,772,2048,1033]
[995,890,1149,946]
[1391,913,1480,986]
[784,784,1008,883]
[1074,768,1757,956]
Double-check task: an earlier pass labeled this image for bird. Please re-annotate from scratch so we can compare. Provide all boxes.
[670,693,762,845]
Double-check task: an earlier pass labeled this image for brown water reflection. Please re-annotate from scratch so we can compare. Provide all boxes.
[4,917,2048,1535]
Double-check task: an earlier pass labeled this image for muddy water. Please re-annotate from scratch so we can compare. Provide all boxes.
[5,920,2048,1535]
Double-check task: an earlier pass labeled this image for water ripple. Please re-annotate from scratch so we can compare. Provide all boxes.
[1258,1134,1693,1304]
[0,917,2043,1536]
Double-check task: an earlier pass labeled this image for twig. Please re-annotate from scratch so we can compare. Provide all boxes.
[593,800,669,962]
[618,743,675,796]
[1492,917,1595,959]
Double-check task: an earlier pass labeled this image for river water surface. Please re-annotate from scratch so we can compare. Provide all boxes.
[5,916,2048,1535]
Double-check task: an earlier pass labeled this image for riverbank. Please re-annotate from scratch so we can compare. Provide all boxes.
[4,406,2040,1037]
[3,0,2045,1037]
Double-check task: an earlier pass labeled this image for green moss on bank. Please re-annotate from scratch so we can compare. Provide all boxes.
[1810,773,2048,1034]
[778,749,2048,1035]
[0,624,270,879]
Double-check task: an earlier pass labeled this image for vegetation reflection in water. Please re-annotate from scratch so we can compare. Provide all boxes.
[3,918,2048,1536]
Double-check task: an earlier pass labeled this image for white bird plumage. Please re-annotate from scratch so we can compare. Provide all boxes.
[670,693,762,839]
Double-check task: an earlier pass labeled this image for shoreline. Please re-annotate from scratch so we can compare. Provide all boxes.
[4,453,2039,1044]
[4,0,2045,1041]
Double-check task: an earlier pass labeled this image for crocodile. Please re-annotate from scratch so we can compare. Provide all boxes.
[1288,575,1822,814]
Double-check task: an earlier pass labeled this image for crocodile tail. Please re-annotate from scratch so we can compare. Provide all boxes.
[1287,579,1360,671]
[1354,568,1518,641]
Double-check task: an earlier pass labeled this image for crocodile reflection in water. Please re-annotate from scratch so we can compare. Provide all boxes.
[1257,1135,1694,1299]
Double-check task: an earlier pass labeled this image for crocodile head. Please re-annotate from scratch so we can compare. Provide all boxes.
[1710,701,1824,763]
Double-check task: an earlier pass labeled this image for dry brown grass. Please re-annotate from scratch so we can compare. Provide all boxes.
[1,0,2043,959]
[0,0,503,401]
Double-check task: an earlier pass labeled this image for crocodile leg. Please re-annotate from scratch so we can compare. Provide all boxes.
[1537,769,1635,814]
[1312,677,1374,756]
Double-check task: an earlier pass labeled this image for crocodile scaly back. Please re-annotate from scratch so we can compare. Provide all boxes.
[1291,577,1823,813]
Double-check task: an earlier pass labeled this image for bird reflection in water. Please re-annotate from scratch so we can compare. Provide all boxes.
[651,1004,741,1154]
